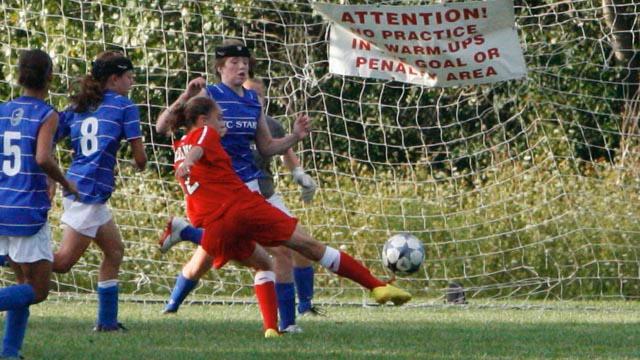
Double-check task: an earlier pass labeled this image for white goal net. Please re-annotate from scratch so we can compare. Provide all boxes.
[0,0,639,305]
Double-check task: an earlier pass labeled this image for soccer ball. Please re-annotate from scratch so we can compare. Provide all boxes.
[382,233,425,275]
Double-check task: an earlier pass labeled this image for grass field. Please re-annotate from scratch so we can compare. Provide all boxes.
[9,299,640,359]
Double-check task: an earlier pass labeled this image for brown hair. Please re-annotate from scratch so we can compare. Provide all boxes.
[213,39,256,79]
[172,96,218,132]
[18,49,53,91]
[71,51,126,113]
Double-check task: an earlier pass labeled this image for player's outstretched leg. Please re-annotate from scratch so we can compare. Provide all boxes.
[163,247,212,314]
[284,225,411,306]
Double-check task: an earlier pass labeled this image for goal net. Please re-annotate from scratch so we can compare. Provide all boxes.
[0,0,638,305]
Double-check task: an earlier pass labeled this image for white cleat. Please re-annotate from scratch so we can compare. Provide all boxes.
[158,217,190,254]
[280,324,303,334]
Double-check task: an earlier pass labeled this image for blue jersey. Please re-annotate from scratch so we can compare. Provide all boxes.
[206,83,263,182]
[0,96,56,236]
[57,90,142,204]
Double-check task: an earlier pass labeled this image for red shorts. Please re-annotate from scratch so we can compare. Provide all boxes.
[200,192,298,269]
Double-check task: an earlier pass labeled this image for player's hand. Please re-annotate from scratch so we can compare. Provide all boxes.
[64,180,80,201]
[184,77,206,99]
[176,163,191,179]
[292,114,311,140]
[292,167,317,203]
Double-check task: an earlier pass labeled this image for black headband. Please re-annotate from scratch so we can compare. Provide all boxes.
[215,45,251,59]
[91,57,134,80]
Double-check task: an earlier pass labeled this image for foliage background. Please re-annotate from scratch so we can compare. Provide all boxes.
[0,0,638,302]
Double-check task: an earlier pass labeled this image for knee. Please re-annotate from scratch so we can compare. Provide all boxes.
[31,285,50,304]
[53,254,75,274]
[33,290,49,304]
[258,261,274,272]
[255,256,274,272]
[105,242,125,264]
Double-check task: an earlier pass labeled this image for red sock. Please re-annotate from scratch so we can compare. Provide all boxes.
[335,251,385,290]
[254,282,278,331]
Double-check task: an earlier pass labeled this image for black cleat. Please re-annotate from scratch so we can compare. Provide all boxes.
[299,305,327,317]
[93,322,128,332]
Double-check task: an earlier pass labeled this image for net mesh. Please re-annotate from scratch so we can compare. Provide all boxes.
[0,0,639,305]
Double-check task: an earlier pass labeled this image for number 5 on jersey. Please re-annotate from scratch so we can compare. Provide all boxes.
[2,131,21,176]
[80,116,99,156]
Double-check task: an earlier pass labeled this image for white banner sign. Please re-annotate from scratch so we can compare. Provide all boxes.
[313,0,527,87]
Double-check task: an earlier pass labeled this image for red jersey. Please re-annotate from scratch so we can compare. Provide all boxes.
[173,126,258,227]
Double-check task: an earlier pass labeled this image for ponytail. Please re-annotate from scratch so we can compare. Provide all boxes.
[71,75,104,113]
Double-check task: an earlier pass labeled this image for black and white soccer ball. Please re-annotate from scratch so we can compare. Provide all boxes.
[382,233,425,275]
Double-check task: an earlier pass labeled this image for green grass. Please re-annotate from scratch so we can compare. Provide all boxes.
[11,300,640,359]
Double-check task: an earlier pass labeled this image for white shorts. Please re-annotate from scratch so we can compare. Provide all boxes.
[266,193,292,217]
[0,223,53,263]
[244,180,292,217]
[61,198,113,238]
[244,179,261,193]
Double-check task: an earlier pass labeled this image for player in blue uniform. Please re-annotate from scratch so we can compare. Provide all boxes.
[52,51,147,331]
[155,40,318,332]
[0,49,78,358]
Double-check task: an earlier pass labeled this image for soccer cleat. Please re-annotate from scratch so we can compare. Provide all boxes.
[371,284,412,306]
[93,322,128,332]
[158,217,189,254]
[299,305,326,317]
[280,324,303,334]
[264,328,281,338]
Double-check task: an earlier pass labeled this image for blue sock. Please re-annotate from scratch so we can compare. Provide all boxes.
[97,282,119,327]
[0,255,6,267]
[179,226,203,245]
[2,307,29,357]
[293,266,314,313]
[164,273,198,312]
[276,282,296,330]
[0,284,35,312]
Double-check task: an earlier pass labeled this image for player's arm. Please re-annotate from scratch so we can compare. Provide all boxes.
[129,138,147,171]
[255,112,311,157]
[36,112,78,198]
[176,146,204,179]
[283,148,317,203]
[156,77,207,135]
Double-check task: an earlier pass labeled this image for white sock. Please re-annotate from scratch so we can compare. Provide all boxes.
[319,246,340,272]
[254,271,276,285]
[98,279,119,289]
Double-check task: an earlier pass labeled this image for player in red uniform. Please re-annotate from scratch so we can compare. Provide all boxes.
[168,95,411,338]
